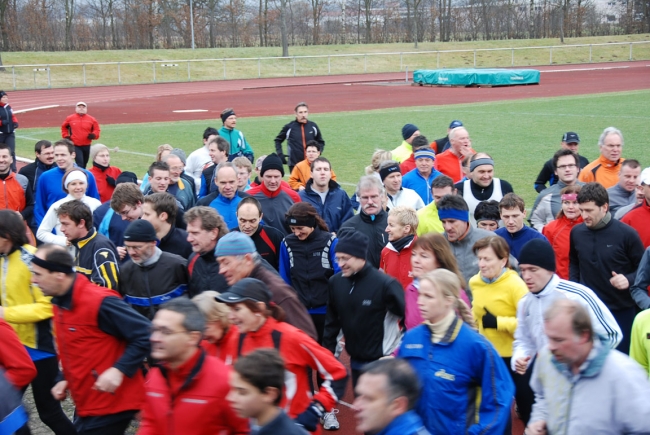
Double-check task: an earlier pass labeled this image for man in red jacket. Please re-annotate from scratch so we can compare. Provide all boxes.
[61,102,101,168]
[621,167,650,248]
[30,244,150,435]
[140,298,249,435]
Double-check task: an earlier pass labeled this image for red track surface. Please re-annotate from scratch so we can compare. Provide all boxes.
[12,61,650,435]
[13,61,650,128]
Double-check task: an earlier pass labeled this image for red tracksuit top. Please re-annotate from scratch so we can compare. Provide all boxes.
[224,317,347,418]
[53,276,144,417]
[139,349,249,435]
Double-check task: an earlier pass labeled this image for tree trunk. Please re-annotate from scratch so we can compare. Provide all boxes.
[64,0,75,50]
[258,0,263,46]
[0,0,9,51]
[280,0,289,56]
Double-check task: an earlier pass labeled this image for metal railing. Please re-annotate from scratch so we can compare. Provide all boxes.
[3,40,649,90]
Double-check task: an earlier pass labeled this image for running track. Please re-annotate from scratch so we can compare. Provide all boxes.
[13,61,650,435]
[13,61,650,128]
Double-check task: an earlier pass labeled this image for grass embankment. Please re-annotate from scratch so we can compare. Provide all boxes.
[2,34,649,89]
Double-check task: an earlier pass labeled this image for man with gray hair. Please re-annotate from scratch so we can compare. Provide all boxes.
[197,162,249,229]
[526,299,650,435]
[434,126,475,183]
[339,175,389,268]
[578,126,625,189]
[214,231,317,339]
[163,150,196,211]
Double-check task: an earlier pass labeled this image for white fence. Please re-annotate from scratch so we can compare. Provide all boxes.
[3,41,649,90]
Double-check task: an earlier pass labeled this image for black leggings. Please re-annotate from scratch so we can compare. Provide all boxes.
[0,132,16,171]
[502,356,535,426]
[74,145,90,168]
[17,356,77,435]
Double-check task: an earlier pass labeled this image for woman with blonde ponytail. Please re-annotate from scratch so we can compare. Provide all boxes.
[396,269,514,435]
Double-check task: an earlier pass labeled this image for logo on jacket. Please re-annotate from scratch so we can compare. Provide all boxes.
[434,369,455,381]
[362,300,371,306]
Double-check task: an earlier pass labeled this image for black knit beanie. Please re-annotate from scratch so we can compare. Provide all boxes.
[335,231,369,260]
[518,239,556,272]
[261,153,285,177]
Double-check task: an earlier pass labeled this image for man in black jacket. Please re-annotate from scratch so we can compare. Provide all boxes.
[274,102,325,173]
[569,182,645,354]
[142,193,192,259]
[184,206,229,296]
[339,176,389,268]
[119,219,188,319]
[534,132,589,193]
[323,231,405,388]
[57,200,120,290]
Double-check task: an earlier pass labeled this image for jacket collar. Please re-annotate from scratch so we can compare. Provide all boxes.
[71,228,98,249]
[359,209,386,224]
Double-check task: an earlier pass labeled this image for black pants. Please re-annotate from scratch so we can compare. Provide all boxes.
[17,356,77,435]
[0,132,16,171]
[310,313,326,345]
[74,145,90,168]
[74,411,136,435]
[611,306,636,355]
[502,356,536,426]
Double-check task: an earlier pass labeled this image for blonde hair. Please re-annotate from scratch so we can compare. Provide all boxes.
[156,144,174,162]
[388,206,418,235]
[192,291,230,326]
[420,269,476,329]
[365,149,392,175]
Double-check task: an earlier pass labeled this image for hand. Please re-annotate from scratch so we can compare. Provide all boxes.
[51,380,68,400]
[93,367,123,394]
[298,185,305,191]
[482,308,498,329]
[87,133,97,140]
[279,154,289,165]
[610,272,629,290]
[525,420,547,435]
[117,246,127,260]
[295,402,324,432]
[12,122,18,129]
[515,356,531,375]
[106,176,116,187]
[65,136,71,140]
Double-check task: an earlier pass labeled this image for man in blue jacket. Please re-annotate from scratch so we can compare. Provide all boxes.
[299,157,353,233]
[402,148,442,205]
[34,139,99,227]
[354,359,430,435]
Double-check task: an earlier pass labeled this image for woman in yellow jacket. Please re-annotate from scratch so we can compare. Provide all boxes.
[469,235,529,428]
[0,210,76,434]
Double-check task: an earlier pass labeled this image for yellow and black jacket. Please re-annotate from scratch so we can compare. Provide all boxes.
[1,244,56,356]
[70,228,120,290]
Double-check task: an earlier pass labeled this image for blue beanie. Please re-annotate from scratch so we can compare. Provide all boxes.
[214,232,256,257]
[402,124,419,140]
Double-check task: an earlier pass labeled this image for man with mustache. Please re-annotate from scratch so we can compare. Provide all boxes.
[339,176,389,268]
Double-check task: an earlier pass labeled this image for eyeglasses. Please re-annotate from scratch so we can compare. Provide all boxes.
[150,327,190,336]
[118,206,135,217]
[125,244,149,252]
[557,164,577,170]
[169,166,184,171]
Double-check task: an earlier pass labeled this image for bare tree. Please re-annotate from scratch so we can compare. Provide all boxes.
[310,0,325,44]
[63,0,75,49]
[278,0,289,56]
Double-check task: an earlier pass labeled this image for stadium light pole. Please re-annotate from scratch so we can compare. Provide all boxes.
[190,0,196,49]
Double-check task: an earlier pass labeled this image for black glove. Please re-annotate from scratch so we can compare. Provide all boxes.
[279,153,289,165]
[65,135,71,140]
[12,122,18,129]
[482,308,498,329]
[295,402,324,432]
[106,175,116,187]
[87,133,97,140]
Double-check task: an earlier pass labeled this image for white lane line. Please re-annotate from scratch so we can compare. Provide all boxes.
[338,400,355,409]
[541,66,631,73]
[173,109,209,113]
[14,104,60,113]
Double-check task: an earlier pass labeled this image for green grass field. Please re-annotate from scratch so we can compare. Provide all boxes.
[15,89,650,207]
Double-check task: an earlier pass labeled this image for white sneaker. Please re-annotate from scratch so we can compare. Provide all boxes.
[321,409,340,431]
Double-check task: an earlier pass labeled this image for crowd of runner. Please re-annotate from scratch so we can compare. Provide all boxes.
[2,90,650,435]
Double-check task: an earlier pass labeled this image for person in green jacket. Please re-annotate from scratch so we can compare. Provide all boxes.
[219,108,254,163]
